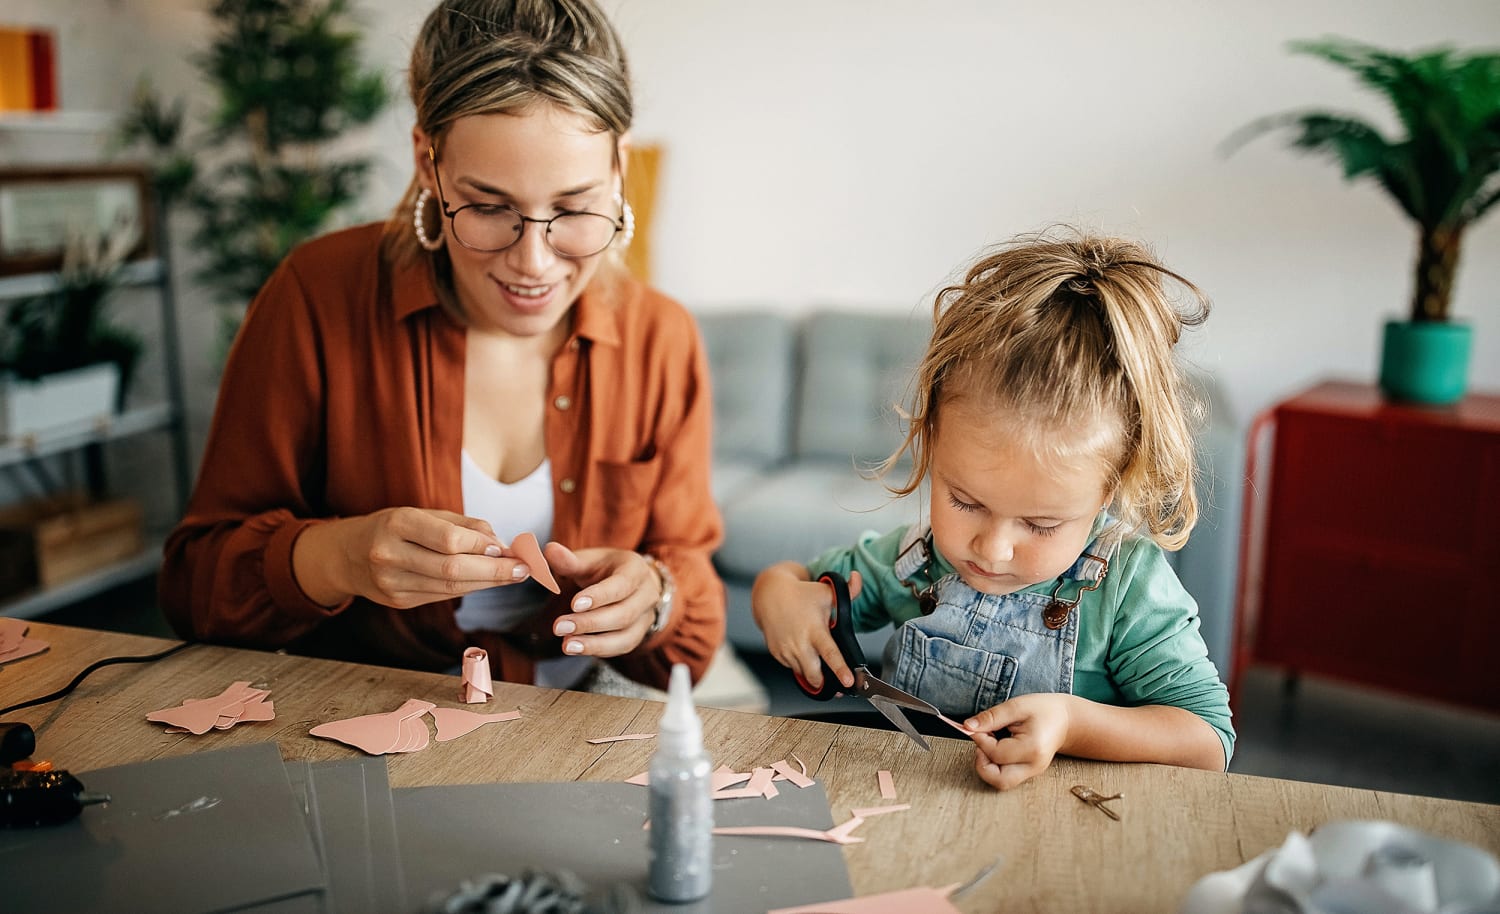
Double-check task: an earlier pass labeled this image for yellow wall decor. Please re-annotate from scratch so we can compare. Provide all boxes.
[623,143,661,283]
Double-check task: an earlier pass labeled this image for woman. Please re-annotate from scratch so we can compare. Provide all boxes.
[160,0,724,690]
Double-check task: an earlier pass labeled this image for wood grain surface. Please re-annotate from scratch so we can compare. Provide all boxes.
[5,622,1497,913]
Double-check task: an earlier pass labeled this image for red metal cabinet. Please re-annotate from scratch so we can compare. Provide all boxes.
[1233,380,1500,711]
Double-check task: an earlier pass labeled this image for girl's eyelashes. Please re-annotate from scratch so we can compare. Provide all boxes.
[946,492,980,513]
[1024,521,1062,537]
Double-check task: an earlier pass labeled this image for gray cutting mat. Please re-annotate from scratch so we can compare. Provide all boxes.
[0,741,325,914]
[394,780,855,913]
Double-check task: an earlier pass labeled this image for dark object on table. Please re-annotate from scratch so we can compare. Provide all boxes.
[422,868,640,914]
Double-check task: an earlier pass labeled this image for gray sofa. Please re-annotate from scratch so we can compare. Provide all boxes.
[696,308,1243,680]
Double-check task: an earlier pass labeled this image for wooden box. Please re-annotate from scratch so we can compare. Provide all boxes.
[0,494,144,597]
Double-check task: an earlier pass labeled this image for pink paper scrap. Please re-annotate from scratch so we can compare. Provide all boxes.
[767,886,963,914]
[877,769,896,800]
[586,732,655,744]
[511,532,560,594]
[460,647,493,704]
[430,706,522,742]
[0,618,48,666]
[310,698,436,755]
[849,803,910,818]
[147,681,273,735]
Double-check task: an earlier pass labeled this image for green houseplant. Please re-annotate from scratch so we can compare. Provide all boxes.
[0,219,145,436]
[1233,37,1500,405]
[118,0,387,362]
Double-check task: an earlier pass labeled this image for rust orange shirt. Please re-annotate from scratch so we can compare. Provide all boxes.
[160,223,725,688]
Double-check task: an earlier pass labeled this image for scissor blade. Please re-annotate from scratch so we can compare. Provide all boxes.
[868,696,930,751]
[858,672,944,719]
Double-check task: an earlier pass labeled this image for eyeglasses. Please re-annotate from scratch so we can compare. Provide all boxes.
[428,148,624,258]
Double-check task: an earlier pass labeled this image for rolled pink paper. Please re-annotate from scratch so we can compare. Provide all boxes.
[460,646,493,704]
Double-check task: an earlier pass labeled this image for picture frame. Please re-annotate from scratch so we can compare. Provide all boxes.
[0,165,156,277]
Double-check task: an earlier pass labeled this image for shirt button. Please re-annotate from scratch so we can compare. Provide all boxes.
[554,395,571,411]
[559,478,576,494]
[568,339,580,351]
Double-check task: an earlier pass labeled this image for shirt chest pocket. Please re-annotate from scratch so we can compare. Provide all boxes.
[586,455,663,547]
[888,625,1017,721]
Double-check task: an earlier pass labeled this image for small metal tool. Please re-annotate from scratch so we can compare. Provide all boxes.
[1071,784,1123,821]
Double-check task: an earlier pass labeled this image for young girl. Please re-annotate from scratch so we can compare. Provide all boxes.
[752,230,1233,790]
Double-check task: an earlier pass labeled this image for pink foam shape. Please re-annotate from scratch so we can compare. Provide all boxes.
[937,713,976,736]
[770,759,814,788]
[430,706,522,742]
[825,815,867,843]
[310,698,436,755]
[460,647,493,704]
[397,714,430,753]
[625,771,650,786]
[147,682,265,735]
[511,532,560,594]
[878,769,896,800]
[0,636,49,666]
[712,825,864,846]
[849,803,910,818]
[767,887,963,913]
[0,618,27,653]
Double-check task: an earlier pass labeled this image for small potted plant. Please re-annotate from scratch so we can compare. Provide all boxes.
[0,214,144,438]
[1231,37,1500,405]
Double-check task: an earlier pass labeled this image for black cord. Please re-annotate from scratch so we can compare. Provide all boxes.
[0,641,194,717]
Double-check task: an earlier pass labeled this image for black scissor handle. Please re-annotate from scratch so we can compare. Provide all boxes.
[794,571,865,701]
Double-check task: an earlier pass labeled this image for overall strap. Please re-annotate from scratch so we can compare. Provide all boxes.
[893,523,942,615]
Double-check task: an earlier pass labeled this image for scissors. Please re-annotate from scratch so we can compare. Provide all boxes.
[794,571,941,751]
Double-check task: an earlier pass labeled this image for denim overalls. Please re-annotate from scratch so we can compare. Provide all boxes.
[881,531,1111,721]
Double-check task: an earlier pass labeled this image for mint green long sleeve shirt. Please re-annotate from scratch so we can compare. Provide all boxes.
[808,522,1236,765]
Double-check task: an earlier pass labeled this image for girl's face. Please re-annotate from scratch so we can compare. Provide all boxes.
[928,399,1112,597]
[414,105,622,337]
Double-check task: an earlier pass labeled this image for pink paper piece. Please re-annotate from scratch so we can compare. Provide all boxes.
[430,706,522,742]
[770,759,815,788]
[310,698,436,755]
[715,766,780,800]
[511,532,560,594]
[713,824,865,846]
[147,681,272,735]
[0,618,48,666]
[877,769,896,800]
[767,886,963,914]
[850,803,910,818]
[825,815,867,843]
[626,771,651,786]
[938,713,977,736]
[460,647,493,704]
[586,732,655,744]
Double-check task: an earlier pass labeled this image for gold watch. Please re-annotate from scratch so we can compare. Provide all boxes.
[641,554,674,633]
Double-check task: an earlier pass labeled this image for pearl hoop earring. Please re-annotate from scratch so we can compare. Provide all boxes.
[617,195,636,249]
[413,188,444,251]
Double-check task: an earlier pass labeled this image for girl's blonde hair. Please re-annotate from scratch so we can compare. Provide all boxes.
[381,0,633,309]
[886,229,1211,550]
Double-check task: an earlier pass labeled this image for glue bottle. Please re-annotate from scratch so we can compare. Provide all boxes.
[648,662,713,903]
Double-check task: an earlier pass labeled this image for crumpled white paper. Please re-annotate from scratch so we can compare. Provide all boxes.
[1179,820,1500,914]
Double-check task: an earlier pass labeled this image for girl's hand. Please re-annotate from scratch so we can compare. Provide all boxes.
[966,693,1074,791]
[297,507,522,609]
[751,563,863,692]
[542,544,661,658]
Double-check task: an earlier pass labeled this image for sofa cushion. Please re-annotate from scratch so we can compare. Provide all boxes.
[715,460,922,580]
[696,310,796,465]
[794,310,928,463]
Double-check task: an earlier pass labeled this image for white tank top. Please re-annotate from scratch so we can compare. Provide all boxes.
[454,451,591,689]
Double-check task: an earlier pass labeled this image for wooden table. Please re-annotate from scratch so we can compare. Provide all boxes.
[6,622,1498,913]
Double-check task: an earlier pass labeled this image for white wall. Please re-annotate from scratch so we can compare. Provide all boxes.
[4,0,1498,518]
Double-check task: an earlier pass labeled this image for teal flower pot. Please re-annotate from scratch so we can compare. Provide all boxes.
[1379,320,1473,406]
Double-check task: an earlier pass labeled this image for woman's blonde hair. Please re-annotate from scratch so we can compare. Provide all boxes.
[381,0,633,304]
[886,229,1211,550]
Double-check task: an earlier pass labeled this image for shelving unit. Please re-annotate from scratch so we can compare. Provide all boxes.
[0,201,191,618]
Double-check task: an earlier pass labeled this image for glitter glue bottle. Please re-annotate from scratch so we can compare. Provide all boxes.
[648,662,713,903]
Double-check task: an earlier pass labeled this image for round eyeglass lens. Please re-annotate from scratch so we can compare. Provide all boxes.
[451,207,617,256]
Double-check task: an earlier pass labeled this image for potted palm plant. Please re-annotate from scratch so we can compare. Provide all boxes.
[1232,37,1500,405]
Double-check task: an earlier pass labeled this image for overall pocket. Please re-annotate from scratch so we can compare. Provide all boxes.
[889,625,1018,720]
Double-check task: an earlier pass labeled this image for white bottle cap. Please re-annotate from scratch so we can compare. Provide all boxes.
[658,663,702,754]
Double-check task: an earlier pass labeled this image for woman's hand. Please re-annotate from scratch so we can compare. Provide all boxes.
[543,544,662,658]
[966,693,1075,791]
[750,562,863,692]
[294,507,527,609]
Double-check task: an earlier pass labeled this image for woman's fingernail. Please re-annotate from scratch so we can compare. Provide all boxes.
[555,620,576,635]
[484,545,502,557]
[573,596,593,611]
[564,640,584,654]
[512,564,530,579]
